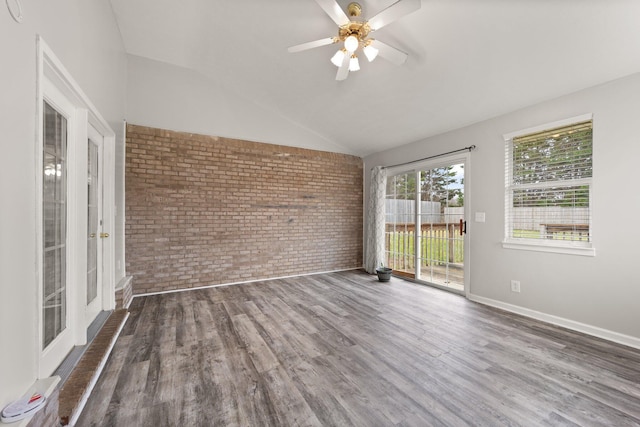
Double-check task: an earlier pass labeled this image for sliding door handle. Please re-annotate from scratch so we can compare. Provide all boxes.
[459,219,467,235]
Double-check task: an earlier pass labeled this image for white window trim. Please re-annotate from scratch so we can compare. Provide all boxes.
[502,113,593,141]
[502,114,595,257]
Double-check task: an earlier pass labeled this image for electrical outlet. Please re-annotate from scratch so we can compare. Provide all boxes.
[510,280,521,293]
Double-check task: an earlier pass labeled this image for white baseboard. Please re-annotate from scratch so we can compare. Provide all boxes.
[133,268,361,299]
[467,293,640,350]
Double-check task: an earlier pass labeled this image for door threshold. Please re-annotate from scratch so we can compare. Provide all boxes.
[53,311,111,384]
[58,309,128,425]
[395,275,466,296]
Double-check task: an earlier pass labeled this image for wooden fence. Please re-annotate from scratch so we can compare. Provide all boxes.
[511,207,589,230]
[384,200,464,225]
[385,200,440,224]
[385,222,464,271]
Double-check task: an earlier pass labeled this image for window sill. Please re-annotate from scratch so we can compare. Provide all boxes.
[502,239,595,256]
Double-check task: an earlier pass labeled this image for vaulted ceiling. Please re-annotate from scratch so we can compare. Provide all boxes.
[109,0,640,156]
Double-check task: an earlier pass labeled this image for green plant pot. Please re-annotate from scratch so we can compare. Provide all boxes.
[376,267,392,282]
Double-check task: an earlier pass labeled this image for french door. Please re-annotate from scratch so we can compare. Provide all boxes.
[38,38,117,378]
[40,101,109,377]
[385,156,468,293]
[86,125,104,327]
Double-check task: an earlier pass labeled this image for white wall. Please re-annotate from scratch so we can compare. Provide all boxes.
[126,54,356,155]
[0,0,126,406]
[364,72,640,345]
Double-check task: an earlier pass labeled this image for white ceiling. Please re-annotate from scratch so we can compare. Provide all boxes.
[109,0,640,157]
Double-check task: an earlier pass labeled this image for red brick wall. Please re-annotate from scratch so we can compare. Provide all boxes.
[125,125,363,294]
[115,277,133,309]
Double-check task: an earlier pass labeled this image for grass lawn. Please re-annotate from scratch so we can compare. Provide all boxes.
[385,230,464,268]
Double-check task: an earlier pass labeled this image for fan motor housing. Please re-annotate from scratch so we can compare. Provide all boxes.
[338,21,371,42]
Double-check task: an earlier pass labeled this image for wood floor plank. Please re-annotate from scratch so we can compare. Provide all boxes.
[109,360,150,426]
[345,343,465,426]
[74,335,133,426]
[212,302,275,426]
[305,355,397,427]
[284,359,361,426]
[78,270,640,426]
[229,312,280,373]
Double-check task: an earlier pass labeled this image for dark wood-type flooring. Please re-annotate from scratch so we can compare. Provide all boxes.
[77,270,640,426]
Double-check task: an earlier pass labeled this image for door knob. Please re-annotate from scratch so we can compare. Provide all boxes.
[100,233,110,238]
[90,233,96,238]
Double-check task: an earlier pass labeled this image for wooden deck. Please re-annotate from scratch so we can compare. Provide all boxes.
[78,270,640,426]
[540,223,590,240]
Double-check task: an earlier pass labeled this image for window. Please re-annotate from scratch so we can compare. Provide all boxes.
[503,114,595,256]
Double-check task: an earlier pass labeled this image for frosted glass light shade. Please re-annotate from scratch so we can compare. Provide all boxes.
[344,35,359,52]
[330,50,345,67]
[349,55,360,71]
[363,44,379,62]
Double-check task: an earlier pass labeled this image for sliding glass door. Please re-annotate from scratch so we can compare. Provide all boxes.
[385,157,467,292]
[416,164,465,291]
[385,172,417,278]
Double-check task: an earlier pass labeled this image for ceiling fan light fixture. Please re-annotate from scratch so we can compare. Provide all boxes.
[363,44,379,62]
[330,49,346,67]
[287,0,421,80]
[349,54,360,71]
[344,35,359,52]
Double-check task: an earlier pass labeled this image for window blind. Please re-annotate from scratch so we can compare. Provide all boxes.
[506,120,593,244]
[512,121,592,186]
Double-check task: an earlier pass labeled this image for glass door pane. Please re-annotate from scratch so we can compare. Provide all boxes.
[43,101,67,348]
[87,140,99,304]
[417,163,465,291]
[385,172,417,278]
[86,125,104,327]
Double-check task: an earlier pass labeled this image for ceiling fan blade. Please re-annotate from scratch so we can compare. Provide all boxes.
[367,0,421,31]
[288,37,336,53]
[370,40,408,66]
[315,0,350,26]
[336,51,350,81]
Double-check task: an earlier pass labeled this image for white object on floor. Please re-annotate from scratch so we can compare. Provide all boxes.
[1,393,46,423]
[1,376,60,426]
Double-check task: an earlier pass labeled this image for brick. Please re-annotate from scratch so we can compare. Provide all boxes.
[125,124,363,294]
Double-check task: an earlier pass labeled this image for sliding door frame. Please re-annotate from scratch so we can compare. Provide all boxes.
[385,152,471,296]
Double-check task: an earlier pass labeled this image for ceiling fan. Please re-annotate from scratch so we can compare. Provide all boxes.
[288,0,421,81]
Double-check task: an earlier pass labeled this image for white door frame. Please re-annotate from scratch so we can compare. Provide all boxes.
[36,36,116,378]
[86,125,105,328]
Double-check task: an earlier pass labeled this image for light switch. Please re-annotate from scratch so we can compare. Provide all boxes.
[475,212,486,222]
